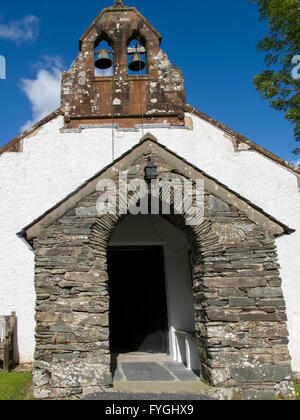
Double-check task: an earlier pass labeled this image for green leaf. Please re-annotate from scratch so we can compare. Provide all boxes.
[252,0,300,148]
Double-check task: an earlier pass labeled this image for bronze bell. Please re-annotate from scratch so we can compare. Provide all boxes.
[129,53,146,72]
[95,49,113,70]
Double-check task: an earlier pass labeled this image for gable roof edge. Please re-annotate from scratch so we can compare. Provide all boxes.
[20,136,295,243]
[79,6,162,50]
[185,104,300,177]
[0,109,64,156]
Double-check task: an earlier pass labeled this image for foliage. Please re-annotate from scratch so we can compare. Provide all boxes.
[251,0,300,154]
[0,371,33,400]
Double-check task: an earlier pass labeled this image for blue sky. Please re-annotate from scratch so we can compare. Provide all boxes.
[0,0,298,164]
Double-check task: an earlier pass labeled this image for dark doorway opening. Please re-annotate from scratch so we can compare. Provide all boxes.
[108,246,168,354]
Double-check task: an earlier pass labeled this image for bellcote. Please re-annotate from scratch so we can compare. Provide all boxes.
[61,2,186,130]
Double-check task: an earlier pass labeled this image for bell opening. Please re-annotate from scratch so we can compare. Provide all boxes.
[127,34,147,75]
[95,50,113,70]
[94,38,114,76]
[128,54,146,72]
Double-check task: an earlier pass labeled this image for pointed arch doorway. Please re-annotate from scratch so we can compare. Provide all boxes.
[108,214,201,372]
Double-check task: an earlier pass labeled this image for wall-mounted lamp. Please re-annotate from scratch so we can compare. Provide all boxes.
[144,156,157,182]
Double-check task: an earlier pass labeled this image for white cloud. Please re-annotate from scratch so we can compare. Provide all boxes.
[95,67,113,77]
[30,55,64,73]
[20,57,63,132]
[0,15,39,44]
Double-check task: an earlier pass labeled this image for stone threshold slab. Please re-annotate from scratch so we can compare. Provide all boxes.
[113,381,213,396]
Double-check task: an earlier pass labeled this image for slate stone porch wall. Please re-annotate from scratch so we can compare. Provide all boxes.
[32,162,295,400]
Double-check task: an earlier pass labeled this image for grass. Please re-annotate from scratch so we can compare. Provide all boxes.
[0,369,299,400]
[296,384,300,401]
[0,371,33,400]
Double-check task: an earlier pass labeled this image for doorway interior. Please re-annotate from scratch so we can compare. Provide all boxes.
[107,215,201,373]
[107,246,168,354]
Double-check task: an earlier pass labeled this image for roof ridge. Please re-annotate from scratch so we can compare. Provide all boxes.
[185,104,300,176]
[0,109,63,156]
[1,104,299,179]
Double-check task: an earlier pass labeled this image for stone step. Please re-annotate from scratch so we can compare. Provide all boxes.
[113,380,214,397]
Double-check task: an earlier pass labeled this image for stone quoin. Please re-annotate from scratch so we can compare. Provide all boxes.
[0,1,299,400]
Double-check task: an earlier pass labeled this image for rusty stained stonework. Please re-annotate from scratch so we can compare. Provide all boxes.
[61,5,187,130]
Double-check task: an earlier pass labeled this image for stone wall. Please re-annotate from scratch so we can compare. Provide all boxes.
[164,199,294,399]
[191,215,294,400]
[33,192,110,399]
[32,159,295,399]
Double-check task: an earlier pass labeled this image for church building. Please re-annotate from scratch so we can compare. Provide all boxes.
[0,1,299,400]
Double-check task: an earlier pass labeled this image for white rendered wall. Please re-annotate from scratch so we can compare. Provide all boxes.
[0,113,299,371]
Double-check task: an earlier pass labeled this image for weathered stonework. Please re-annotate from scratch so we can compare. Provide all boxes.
[31,151,295,400]
[61,5,186,130]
